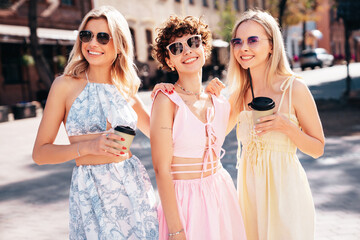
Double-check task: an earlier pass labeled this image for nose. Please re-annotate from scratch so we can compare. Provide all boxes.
[182,43,193,55]
[239,42,249,51]
[88,35,99,47]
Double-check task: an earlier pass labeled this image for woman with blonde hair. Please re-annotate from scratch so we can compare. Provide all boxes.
[208,9,325,239]
[32,6,158,239]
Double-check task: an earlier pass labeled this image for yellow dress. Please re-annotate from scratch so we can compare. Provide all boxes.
[236,76,315,240]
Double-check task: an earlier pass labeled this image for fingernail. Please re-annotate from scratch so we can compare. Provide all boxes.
[122,146,127,150]
[116,154,120,157]
[120,151,125,155]
[165,89,168,92]
[170,91,173,94]
[121,138,125,141]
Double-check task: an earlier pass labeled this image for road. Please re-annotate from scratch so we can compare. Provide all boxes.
[0,63,359,239]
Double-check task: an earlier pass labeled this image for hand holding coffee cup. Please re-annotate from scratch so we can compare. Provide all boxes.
[113,126,136,153]
[248,97,275,125]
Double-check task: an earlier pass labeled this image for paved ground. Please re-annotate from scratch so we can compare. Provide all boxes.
[0,65,359,239]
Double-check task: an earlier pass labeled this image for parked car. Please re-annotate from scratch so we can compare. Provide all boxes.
[299,48,334,71]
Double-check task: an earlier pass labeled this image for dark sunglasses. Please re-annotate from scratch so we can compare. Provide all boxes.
[230,36,270,48]
[79,30,112,45]
[166,35,202,56]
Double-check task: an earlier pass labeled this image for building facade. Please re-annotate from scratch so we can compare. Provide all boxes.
[0,0,92,106]
[93,0,266,87]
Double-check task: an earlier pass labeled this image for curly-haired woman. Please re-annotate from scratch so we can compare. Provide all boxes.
[150,15,246,240]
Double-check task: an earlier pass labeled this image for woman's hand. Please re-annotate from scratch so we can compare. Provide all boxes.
[85,132,127,157]
[151,83,175,100]
[254,112,292,136]
[205,78,225,97]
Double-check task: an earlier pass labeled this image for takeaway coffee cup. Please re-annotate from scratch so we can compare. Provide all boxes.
[113,126,136,152]
[248,97,275,124]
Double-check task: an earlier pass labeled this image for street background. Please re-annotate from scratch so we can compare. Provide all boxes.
[0,63,360,239]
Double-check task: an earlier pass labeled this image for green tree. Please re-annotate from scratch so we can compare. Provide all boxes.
[216,1,236,43]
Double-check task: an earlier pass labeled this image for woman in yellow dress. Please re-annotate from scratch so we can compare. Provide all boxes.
[220,10,324,240]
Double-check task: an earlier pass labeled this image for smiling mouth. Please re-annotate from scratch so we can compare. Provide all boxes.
[183,57,198,64]
[88,50,103,56]
[241,56,254,60]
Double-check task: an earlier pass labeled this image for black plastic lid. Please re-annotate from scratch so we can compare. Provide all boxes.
[248,97,275,111]
[114,125,136,135]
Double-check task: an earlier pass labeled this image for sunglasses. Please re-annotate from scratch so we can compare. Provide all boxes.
[166,35,202,56]
[79,30,112,45]
[230,36,270,48]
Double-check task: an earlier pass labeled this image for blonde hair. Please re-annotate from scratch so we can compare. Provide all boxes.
[227,9,294,113]
[64,5,140,98]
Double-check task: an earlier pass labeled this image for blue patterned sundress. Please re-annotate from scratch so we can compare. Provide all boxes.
[65,82,158,240]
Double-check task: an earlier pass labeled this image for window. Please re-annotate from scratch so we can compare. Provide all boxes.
[175,0,181,2]
[1,43,23,84]
[130,28,137,59]
[61,0,74,6]
[203,0,208,7]
[146,29,153,61]
[189,0,194,4]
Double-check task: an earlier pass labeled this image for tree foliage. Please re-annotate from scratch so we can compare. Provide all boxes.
[268,0,322,27]
[216,1,236,42]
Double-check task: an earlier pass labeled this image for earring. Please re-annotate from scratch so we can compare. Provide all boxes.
[171,67,175,71]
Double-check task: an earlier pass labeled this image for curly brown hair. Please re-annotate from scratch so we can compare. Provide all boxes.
[152,15,212,71]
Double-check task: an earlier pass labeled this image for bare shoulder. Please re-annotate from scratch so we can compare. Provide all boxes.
[292,76,315,109]
[51,75,81,91]
[292,77,312,97]
[153,90,173,107]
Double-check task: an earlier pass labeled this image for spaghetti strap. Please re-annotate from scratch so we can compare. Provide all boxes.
[288,76,294,115]
[278,75,295,113]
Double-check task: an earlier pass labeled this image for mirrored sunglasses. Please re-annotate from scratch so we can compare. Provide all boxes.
[79,30,112,45]
[230,36,269,48]
[166,35,202,56]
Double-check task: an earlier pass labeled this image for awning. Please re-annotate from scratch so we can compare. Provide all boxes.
[212,39,229,48]
[0,24,77,45]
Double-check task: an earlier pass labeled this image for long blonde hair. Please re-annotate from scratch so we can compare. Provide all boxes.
[64,5,140,98]
[227,9,294,113]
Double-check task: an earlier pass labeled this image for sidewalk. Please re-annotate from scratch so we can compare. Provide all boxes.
[0,66,360,239]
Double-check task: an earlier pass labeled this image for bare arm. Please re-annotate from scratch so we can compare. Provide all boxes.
[32,76,126,165]
[150,93,185,237]
[226,93,241,135]
[255,80,325,158]
[131,94,150,138]
[32,76,78,165]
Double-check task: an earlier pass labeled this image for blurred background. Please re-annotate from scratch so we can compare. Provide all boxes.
[0,0,359,120]
[0,1,360,239]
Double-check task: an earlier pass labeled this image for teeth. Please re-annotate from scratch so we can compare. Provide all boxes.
[241,56,253,60]
[89,51,102,55]
[184,57,197,64]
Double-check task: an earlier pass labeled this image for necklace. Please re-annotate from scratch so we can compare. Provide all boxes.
[176,82,203,96]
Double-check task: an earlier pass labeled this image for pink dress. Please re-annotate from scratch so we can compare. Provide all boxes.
[153,90,247,240]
